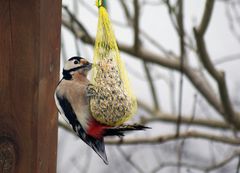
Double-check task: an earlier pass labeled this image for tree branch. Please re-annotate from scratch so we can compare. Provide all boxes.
[119,0,132,24]
[118,147,145,173]
[176,0,185,137]
[141,114,231,130]
[151,150,240,173]
[58,121,240,145]
[133,0,140,51]
[197,0,215,36]
[138,100,232,130]
[193,0,240,129]
[105,131,240,146]
[142,63,161,111]
[206,150,240,172]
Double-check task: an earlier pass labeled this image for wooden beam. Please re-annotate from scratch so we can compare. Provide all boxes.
[0,0,61,172]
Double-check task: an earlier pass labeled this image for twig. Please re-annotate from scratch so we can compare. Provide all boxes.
[206,150,240,172]
[177,94,198,173]
[193,0,240,129]
[163,0,179,34]
[169,72,177,114]
[237,155,240,173]
[119,0,132,24]
[58,121,240,145]
[151,150,240,173]
[119,0,178,58]
[214,53,240,65]
[140,114,231,130]
[142,62,160,111]
[133,0,161,112]
[133,0,140,51]
[138,100,232,130]
[197,0,215,36]
[62,6,92,42]
[105,131,240,146]
[118,147,145,173]
[225,2,240,43]
[176,0,185,139]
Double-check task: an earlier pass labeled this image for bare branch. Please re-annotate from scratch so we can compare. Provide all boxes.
[193,0,240,129]
[206,150,240,172]
[163,0,179,34]
[176,0,185,138]
[142,63,161,111]
[118,147,145,173]
[236,155,240,173]
[138,101,232,130]
[141,114,231,130]
[133,0,140,51]
[62,6,92,42]
[133,1,161,112]
[119,0,132,24]
[214,53,240,65]
[58,121,240,146]
[197,0,215,36]
[152,150,240,173]
[105,131,240,146]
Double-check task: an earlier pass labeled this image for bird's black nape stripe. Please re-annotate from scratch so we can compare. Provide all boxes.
[62,69,72,80]
[62,66,85,80]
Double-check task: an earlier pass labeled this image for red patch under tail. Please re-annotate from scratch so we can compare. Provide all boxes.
[87,119,109,139]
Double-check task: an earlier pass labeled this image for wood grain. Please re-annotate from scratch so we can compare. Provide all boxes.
[0,0,61,172]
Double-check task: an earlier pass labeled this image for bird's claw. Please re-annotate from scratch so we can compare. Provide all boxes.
[87,84,97,97]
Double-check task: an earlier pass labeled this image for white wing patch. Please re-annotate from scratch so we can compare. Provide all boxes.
[54,92,70,125]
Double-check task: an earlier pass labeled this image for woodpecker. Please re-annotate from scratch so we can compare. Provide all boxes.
[54,56,148,164]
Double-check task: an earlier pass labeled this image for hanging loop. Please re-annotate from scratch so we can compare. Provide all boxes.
[97,0,103,8]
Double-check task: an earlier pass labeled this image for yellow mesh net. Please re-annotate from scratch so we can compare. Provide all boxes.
[90,4,137,126]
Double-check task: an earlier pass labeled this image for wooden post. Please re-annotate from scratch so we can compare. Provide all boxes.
[0,0,61,172]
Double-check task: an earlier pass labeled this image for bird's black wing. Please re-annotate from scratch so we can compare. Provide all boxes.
[56,95,79,131]
[56,94,108,164]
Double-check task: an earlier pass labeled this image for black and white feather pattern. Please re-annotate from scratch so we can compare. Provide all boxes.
[54,82,108,164]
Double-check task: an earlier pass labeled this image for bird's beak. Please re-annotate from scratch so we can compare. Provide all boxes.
[87,63,92,70]
[83,62,92,71]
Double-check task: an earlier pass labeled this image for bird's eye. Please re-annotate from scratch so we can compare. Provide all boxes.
[74,60,79,64]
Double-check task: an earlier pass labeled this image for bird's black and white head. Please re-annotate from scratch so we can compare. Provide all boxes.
[62,56,92,80]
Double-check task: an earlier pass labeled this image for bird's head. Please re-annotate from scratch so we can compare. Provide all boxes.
[62,56,92,79]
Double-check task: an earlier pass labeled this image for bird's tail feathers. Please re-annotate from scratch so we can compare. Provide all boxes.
[75,124,108,164]
[103,124,150,137]
[89,137,108,165]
